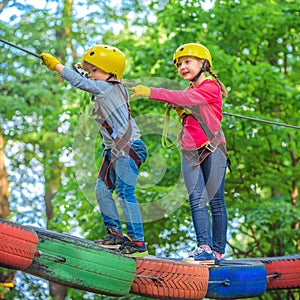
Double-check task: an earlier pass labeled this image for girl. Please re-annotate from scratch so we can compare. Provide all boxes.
[131,43,229,264]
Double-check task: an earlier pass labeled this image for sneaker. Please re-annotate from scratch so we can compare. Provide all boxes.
[183,245,216,265]
[214,257,221,265]
[214,252,222,265]
[94,228,130,250]
[119,241,149,258]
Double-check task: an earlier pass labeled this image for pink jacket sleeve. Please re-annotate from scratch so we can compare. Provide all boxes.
[149,79,221,108]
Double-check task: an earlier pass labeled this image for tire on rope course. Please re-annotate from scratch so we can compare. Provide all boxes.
[130,256,209,300]
[0,218,38,270]
[206,259,267,299]
[24,226,136,297]
[251,255,300,290]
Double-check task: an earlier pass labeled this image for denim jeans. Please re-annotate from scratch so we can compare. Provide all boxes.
[95,139,147,241]
[182,148,228,254]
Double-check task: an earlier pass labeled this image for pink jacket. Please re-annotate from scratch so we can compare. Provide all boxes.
[149,79,226,150]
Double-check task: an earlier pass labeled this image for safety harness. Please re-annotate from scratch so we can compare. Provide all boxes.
[187,105,230,168]
[93,83,142,188]
[163,104,231,170]
[161,104,182,149]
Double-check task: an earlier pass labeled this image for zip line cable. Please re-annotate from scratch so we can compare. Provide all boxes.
[0,38,41,59]
[162,108,300,149]
[223,112,300,130]
[1,38,299,130]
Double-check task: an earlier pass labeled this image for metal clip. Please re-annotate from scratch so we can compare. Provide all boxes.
[205,142,216,152]
[35,251,66,263]
[73,63,89,78]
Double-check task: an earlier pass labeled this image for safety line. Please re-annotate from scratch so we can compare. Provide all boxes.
[0,38,41,59]
[223,112,300,129]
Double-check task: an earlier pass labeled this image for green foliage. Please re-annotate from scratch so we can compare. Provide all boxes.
[229,196,300,257]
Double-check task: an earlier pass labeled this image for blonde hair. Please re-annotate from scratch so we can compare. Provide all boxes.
[81,60,95,71]
[195,58,228,97]
[206,66,228,97]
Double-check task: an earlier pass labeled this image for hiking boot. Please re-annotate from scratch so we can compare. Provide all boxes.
[95,228,130,250]
[119,241,148,258]
[183,245,216,265]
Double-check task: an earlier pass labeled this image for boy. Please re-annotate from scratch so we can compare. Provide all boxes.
[41,45,148,257]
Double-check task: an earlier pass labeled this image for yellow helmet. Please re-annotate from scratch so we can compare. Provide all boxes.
[173,43,212,68]
[83,45,125,79]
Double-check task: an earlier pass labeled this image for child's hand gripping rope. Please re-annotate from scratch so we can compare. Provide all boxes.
[40,53,61,70]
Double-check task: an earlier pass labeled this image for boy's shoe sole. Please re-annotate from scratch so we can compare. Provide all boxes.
[95,243,122,250]
[183,257,215,265]
[94,230,130,250]
[123,250,149,258]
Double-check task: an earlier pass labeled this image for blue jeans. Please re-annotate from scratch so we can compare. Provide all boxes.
[182,148,228,254]
[95,140,147,241]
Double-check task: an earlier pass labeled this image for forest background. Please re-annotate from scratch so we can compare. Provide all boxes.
[0,0,299,299]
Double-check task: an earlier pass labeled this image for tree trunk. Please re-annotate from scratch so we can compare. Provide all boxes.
[290,146,299,251]
[49,282,68,300]
[0,132,9,219]
[47,1,73,299]
[45,163,68,300]
[0,132,16,297]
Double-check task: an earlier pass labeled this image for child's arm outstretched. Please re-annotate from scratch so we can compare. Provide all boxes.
[40,53,103,95]
[131,84,216,108]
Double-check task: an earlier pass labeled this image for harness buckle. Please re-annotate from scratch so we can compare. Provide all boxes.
[111,147,120,157]
[205,142,216,153]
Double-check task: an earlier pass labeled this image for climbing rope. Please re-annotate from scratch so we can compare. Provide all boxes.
[223,112,300,130]
[161,104,181,149]
[162,105,300,149]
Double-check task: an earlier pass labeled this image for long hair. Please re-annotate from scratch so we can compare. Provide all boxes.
[204,61,228,97]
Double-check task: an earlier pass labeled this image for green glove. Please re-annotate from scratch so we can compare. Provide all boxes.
[131,85,151,99]
[41,53,61,70]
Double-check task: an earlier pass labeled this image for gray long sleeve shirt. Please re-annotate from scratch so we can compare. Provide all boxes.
[61,67,141,149]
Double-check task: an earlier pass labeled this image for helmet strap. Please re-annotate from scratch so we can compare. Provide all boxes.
[106,73,115,81]
[191,60,207,82]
